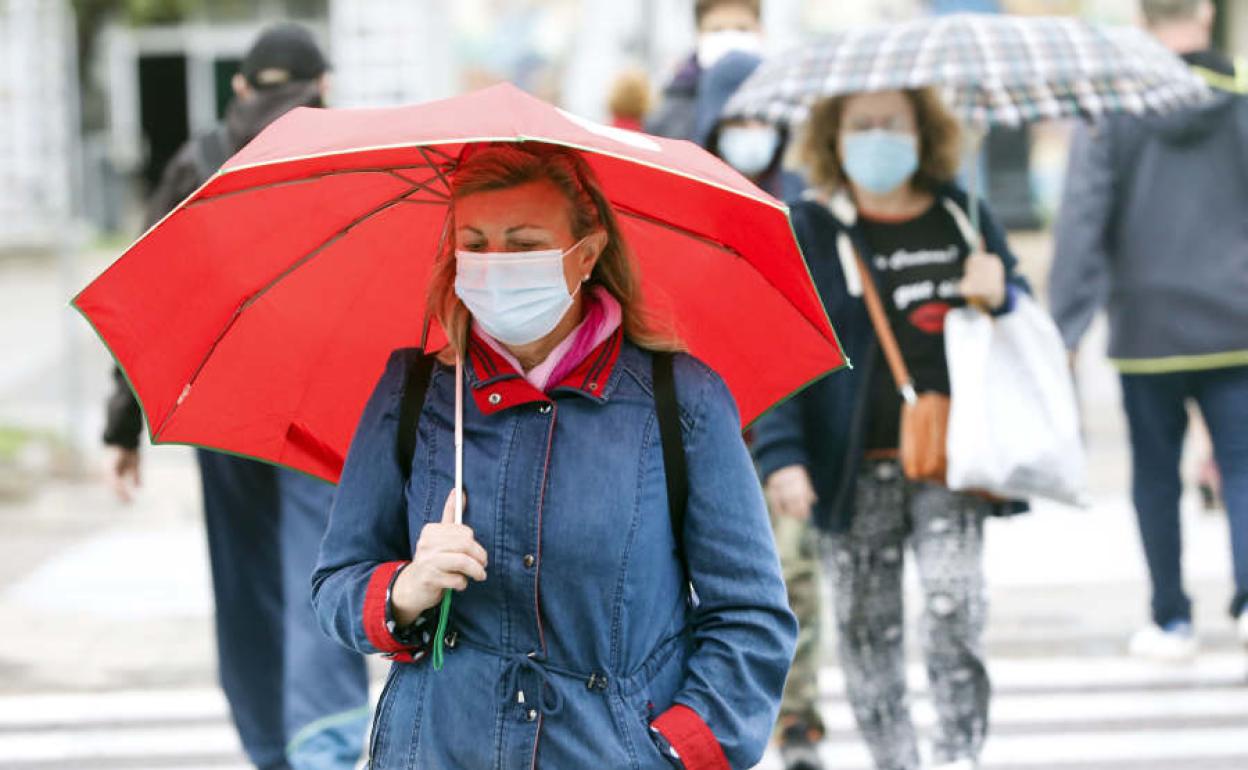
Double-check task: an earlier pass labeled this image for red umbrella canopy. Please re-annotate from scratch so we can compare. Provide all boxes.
[74,83,845,482]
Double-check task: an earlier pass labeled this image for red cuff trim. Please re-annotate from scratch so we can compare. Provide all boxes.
[363,560,409,654]
[651,704,730,770]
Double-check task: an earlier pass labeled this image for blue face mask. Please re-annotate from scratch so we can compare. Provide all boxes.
[841,129,919,195]
[454,238,587,346]
[718,125,780,178]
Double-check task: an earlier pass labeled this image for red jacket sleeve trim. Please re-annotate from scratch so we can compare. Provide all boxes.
[363,560,409,654]
[651,704,730,770]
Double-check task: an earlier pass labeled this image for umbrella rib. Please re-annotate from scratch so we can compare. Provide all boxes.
[417,147,456,197]
[387,169,451,201]
[186,164,442,206]
[420,144,459,165]
[151,186,422,440]
[614,205,743,258]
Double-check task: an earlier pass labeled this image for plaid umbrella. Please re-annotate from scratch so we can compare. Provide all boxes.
[725,13,1208,128]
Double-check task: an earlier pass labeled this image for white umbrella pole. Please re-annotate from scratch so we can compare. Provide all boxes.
[434,353,465,672]
[454,353,464,524]
[967,125,985,245]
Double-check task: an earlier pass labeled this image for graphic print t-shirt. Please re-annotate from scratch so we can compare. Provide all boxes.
[860,202,970,451]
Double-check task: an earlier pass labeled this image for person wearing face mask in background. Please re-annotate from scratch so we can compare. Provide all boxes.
[644,0,763,141]
[695,50,803,201]
[695,50,820,770]
[101,24,371,770]
[752,89,1030,770]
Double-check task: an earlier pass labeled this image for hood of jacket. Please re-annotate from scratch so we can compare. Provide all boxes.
[693,50,762,149]
[1150,50,1243,146]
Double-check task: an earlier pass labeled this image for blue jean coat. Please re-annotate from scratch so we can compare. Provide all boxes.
[313,330,796,770]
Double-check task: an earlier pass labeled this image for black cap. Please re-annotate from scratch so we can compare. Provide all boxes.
[241,23,328,89]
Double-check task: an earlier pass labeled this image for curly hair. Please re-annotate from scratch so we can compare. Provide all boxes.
[427,142,679,362]
[799,88,962,194]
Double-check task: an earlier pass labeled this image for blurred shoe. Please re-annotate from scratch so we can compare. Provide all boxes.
[1129,620,1197,661]
[1238,611,1248,646]
[778,721,825,770]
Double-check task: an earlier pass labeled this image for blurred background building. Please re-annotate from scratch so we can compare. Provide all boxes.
[2,0,1243,250]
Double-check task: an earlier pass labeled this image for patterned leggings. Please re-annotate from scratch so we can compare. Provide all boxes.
[822,460,991,770]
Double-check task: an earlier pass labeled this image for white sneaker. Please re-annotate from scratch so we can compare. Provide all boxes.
[1128,621,1197,661]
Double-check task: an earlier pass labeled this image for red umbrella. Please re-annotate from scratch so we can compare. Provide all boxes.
[74,83,845,483]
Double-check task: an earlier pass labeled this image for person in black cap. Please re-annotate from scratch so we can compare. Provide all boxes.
[102,23,370,770]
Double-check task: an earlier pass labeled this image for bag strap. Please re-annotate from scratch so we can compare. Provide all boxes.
[652,351,690,586]
[398,349,436,476]
[853,253,917,405]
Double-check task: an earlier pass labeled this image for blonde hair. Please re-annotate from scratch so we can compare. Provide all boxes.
[427,142,680,362]
[607,69,653,122]
[799,87,962,194]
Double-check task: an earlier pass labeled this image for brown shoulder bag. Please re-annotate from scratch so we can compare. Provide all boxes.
[855,253,949,485]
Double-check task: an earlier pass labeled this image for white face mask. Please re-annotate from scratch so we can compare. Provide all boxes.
[696,30,762,69]
[454,238,588,346]
[718,125,780,177]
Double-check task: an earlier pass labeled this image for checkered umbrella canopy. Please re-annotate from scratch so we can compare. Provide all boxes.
[725,13,1209,127]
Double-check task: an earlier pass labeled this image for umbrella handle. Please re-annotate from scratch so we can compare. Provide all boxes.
[964,125,986,248]
[433,355,465,671]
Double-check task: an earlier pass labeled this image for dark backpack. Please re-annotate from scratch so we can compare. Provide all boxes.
[394,349,690,585]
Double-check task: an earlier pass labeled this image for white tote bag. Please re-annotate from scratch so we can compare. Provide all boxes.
[944,294,1087,505]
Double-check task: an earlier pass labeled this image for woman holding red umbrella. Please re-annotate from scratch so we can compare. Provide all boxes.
[311,142,796,769]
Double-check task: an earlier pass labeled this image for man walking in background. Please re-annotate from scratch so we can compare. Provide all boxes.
[1050,0,1248,661]
[102,23,370,770]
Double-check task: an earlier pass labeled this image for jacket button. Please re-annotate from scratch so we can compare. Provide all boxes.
[587,382,599,391]
[523,554,535,569]
[526,708,538,722]
[488,393,502,405]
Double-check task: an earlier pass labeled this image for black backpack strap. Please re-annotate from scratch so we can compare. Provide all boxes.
[397,349,435,478]
[653,352,690,586]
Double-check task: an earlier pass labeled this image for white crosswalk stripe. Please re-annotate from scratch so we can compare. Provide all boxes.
[0,653,1244,769]
[761,652,1248,769]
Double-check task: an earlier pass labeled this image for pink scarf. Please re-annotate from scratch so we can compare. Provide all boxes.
[475,286,623,392]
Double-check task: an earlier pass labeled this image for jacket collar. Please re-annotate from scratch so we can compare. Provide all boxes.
[465,328,625,416]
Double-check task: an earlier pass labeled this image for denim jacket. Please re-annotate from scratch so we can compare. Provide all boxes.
[312,329,797,769]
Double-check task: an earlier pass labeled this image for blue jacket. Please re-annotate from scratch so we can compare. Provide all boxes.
[751,186,1029,533]
[313,330,796,769]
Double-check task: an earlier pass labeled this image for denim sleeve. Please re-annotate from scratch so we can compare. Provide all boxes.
[311,350,420,657]
[653,361,799,770]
